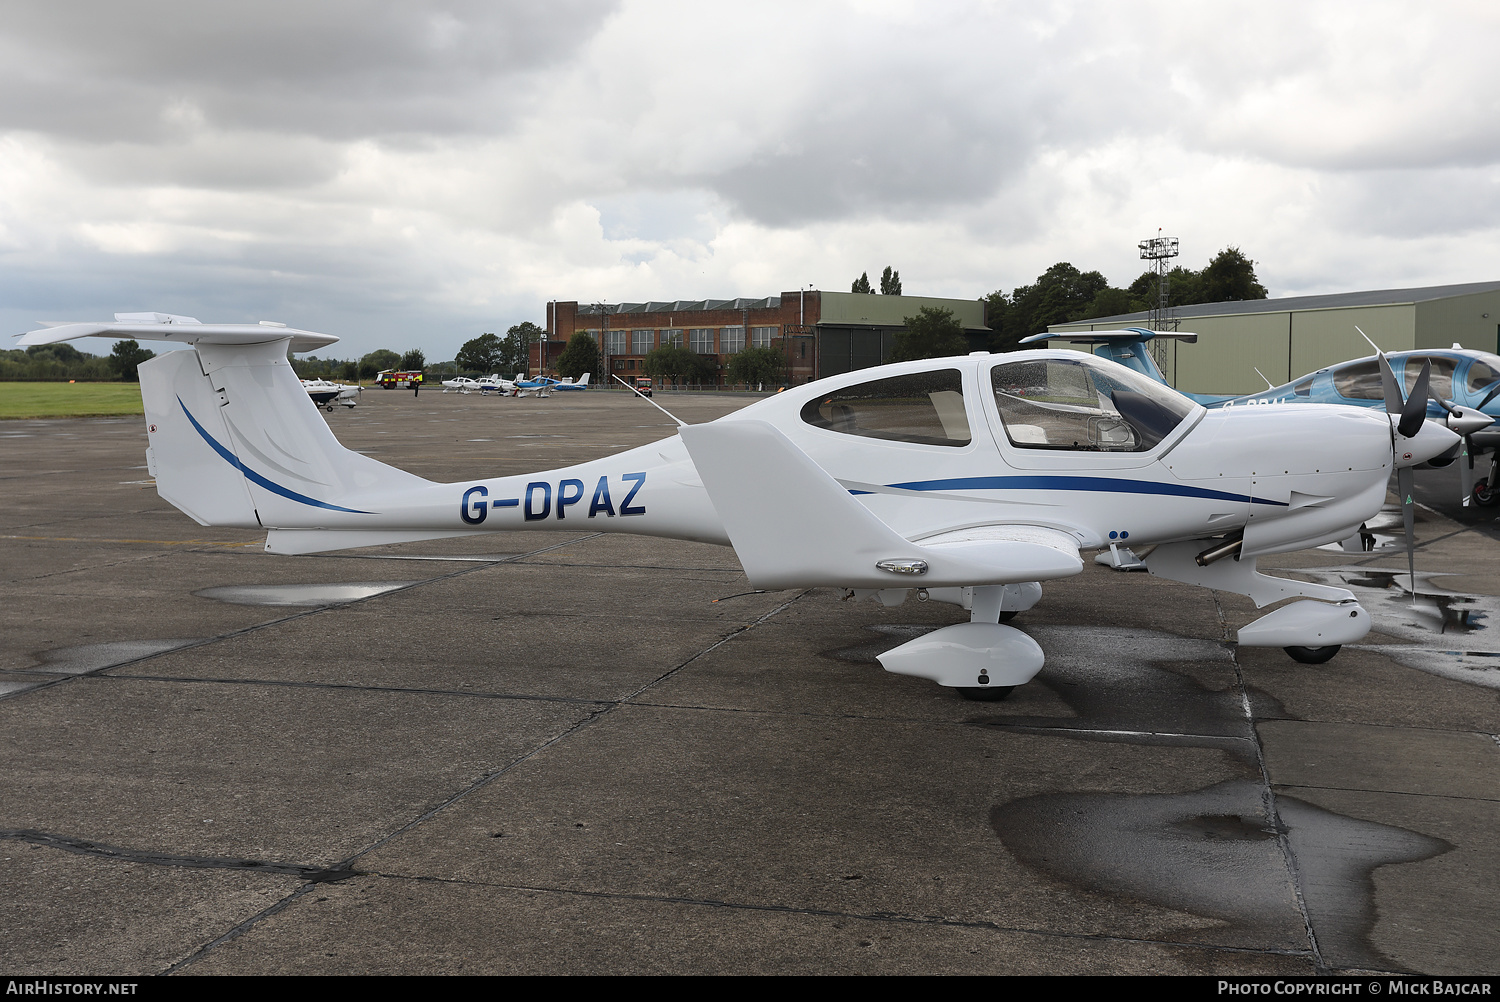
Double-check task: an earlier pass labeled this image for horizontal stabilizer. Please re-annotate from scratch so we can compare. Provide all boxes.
[679,420,1082,590]
[1020,327,1199,345]
[18,317,337,353]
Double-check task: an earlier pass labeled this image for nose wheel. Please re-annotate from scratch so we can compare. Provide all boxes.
[1473,479,1500,507]
[1284,645,1341,664]
[957,685,1015,702]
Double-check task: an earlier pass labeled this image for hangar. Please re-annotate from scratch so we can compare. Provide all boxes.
[1046,280,1500,395]
[543,291,986,384]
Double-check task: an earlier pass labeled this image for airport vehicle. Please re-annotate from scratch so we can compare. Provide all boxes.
[301,378,360,410]
[632,376,654,398]
[17,315,1458,700]
[1023,328,1499,505]
[376,369,424,388]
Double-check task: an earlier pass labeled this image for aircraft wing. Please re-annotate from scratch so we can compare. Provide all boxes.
[679,420,1082,590]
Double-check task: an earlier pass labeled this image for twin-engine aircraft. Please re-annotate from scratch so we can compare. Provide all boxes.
[18,315,1459,700]
[1023,328,1499,505]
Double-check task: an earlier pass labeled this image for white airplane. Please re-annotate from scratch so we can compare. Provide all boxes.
[17,316,1459,700]
[301,378,360,410]
[553,372,590,391]
[441,376,480,393]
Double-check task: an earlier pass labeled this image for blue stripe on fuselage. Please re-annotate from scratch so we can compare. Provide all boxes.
[177,397,373,514]
[867,475,1287,507]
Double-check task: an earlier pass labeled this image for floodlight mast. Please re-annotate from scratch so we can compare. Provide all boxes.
[1138,231,1180,374]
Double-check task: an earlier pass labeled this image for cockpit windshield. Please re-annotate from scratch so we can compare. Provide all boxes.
[990,357,1196,452]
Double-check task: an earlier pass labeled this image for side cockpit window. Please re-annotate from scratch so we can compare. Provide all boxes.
[991,357,1194,452]
[800,369,971,447]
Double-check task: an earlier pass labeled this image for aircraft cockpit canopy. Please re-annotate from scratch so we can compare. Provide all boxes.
[800,368,973,447]
[990,356,1195,452]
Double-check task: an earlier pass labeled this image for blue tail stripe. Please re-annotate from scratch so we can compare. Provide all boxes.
[177,397,373,515]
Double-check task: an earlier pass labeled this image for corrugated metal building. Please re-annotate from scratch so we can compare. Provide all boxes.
[1046,281,1500,394]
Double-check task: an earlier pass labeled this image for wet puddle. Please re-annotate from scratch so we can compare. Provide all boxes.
[993,779,1449,968]
[193,582,419,606]
[829,624,1271,750]
[833,620,1451,968]
[28,638,204,675]
[1293,566,1500,689]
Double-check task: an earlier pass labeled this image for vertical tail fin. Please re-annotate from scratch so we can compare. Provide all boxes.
[139,339,429,528]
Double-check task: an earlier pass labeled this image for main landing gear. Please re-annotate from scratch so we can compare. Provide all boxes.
[1283,645,1341,664]
[1473,479,1499,507]
[957,685,1016,702]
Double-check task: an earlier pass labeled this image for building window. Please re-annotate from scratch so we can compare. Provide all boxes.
[689,328,714,354]
[751,326,776,349]
[632,329,654,354]
[605,330,626,356]
[721,326,745,354]
[661,329,683,348]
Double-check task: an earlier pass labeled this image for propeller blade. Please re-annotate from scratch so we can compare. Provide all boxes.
[1398,361,1431,438]
[1478,380,1500,412]
[1378,353,1405,415]
[1398,465,1417,607]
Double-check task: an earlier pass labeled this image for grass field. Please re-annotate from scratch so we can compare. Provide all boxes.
[0,382,144,419]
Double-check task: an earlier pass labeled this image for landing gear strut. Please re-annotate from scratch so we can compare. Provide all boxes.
[1473,479,1499,507]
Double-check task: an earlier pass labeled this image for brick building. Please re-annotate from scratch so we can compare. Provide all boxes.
[535,291,988,385]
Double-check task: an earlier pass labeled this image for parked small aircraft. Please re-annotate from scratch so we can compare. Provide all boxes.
[1023,328,1499,505]
[17,316,1458,700]
[512,373,590,396]
[300,378,360,411]
[441,376,481,393]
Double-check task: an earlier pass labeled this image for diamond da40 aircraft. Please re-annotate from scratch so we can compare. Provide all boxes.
[18,314,1459,700]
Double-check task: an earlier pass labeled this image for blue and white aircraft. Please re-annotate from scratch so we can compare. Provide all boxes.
[1023,328,1500,505]
[18,316,1459,699]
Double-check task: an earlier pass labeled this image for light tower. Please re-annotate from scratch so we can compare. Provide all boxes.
[1138,231,1180,372]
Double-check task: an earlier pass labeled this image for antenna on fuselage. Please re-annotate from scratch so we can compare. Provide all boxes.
[612,374,688,427]
[1253,367,1275,391]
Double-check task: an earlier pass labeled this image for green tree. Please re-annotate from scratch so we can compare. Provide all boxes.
[1200,247,1268,302]
[725,346,785,386]
[108,340,156,382]
[880,266,902,295]
[555,331,600,381]
[643,343,715,387]
[455,333,502,374]
[890,306,969,362]
[400,348,426,371]
[499,321,542,377]
[851,272,873,294]
[997,263,1111,345]
[358,349,402,380]
[1080,287,1137,321]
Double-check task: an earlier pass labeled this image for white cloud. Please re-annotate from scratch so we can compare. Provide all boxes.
[2,0,1499,361]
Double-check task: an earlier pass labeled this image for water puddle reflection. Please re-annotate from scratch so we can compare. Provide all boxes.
[29,638,204,675]
[194,582,419,606]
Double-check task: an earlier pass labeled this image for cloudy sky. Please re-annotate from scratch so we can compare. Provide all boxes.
[3,0,1498,360]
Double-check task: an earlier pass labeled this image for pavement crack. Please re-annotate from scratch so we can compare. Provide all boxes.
[1231,649,1326,973]
[0,829,358,882]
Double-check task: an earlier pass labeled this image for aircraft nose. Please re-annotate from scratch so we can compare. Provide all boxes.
[1391,414,1461,469]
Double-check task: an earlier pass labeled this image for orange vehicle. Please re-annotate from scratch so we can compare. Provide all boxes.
[631,376,653,397]
[376,370,424,388]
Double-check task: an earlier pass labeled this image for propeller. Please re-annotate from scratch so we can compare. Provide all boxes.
[1376,352,1422,605]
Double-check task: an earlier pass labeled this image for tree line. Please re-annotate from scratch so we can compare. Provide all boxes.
[982,247,1267,352]
[0,341,157,382]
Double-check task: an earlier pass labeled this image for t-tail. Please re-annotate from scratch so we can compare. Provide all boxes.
[1018,328,1232,404]
[18,318,725,554]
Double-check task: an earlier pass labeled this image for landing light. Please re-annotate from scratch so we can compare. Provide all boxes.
[877,559,928,576]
